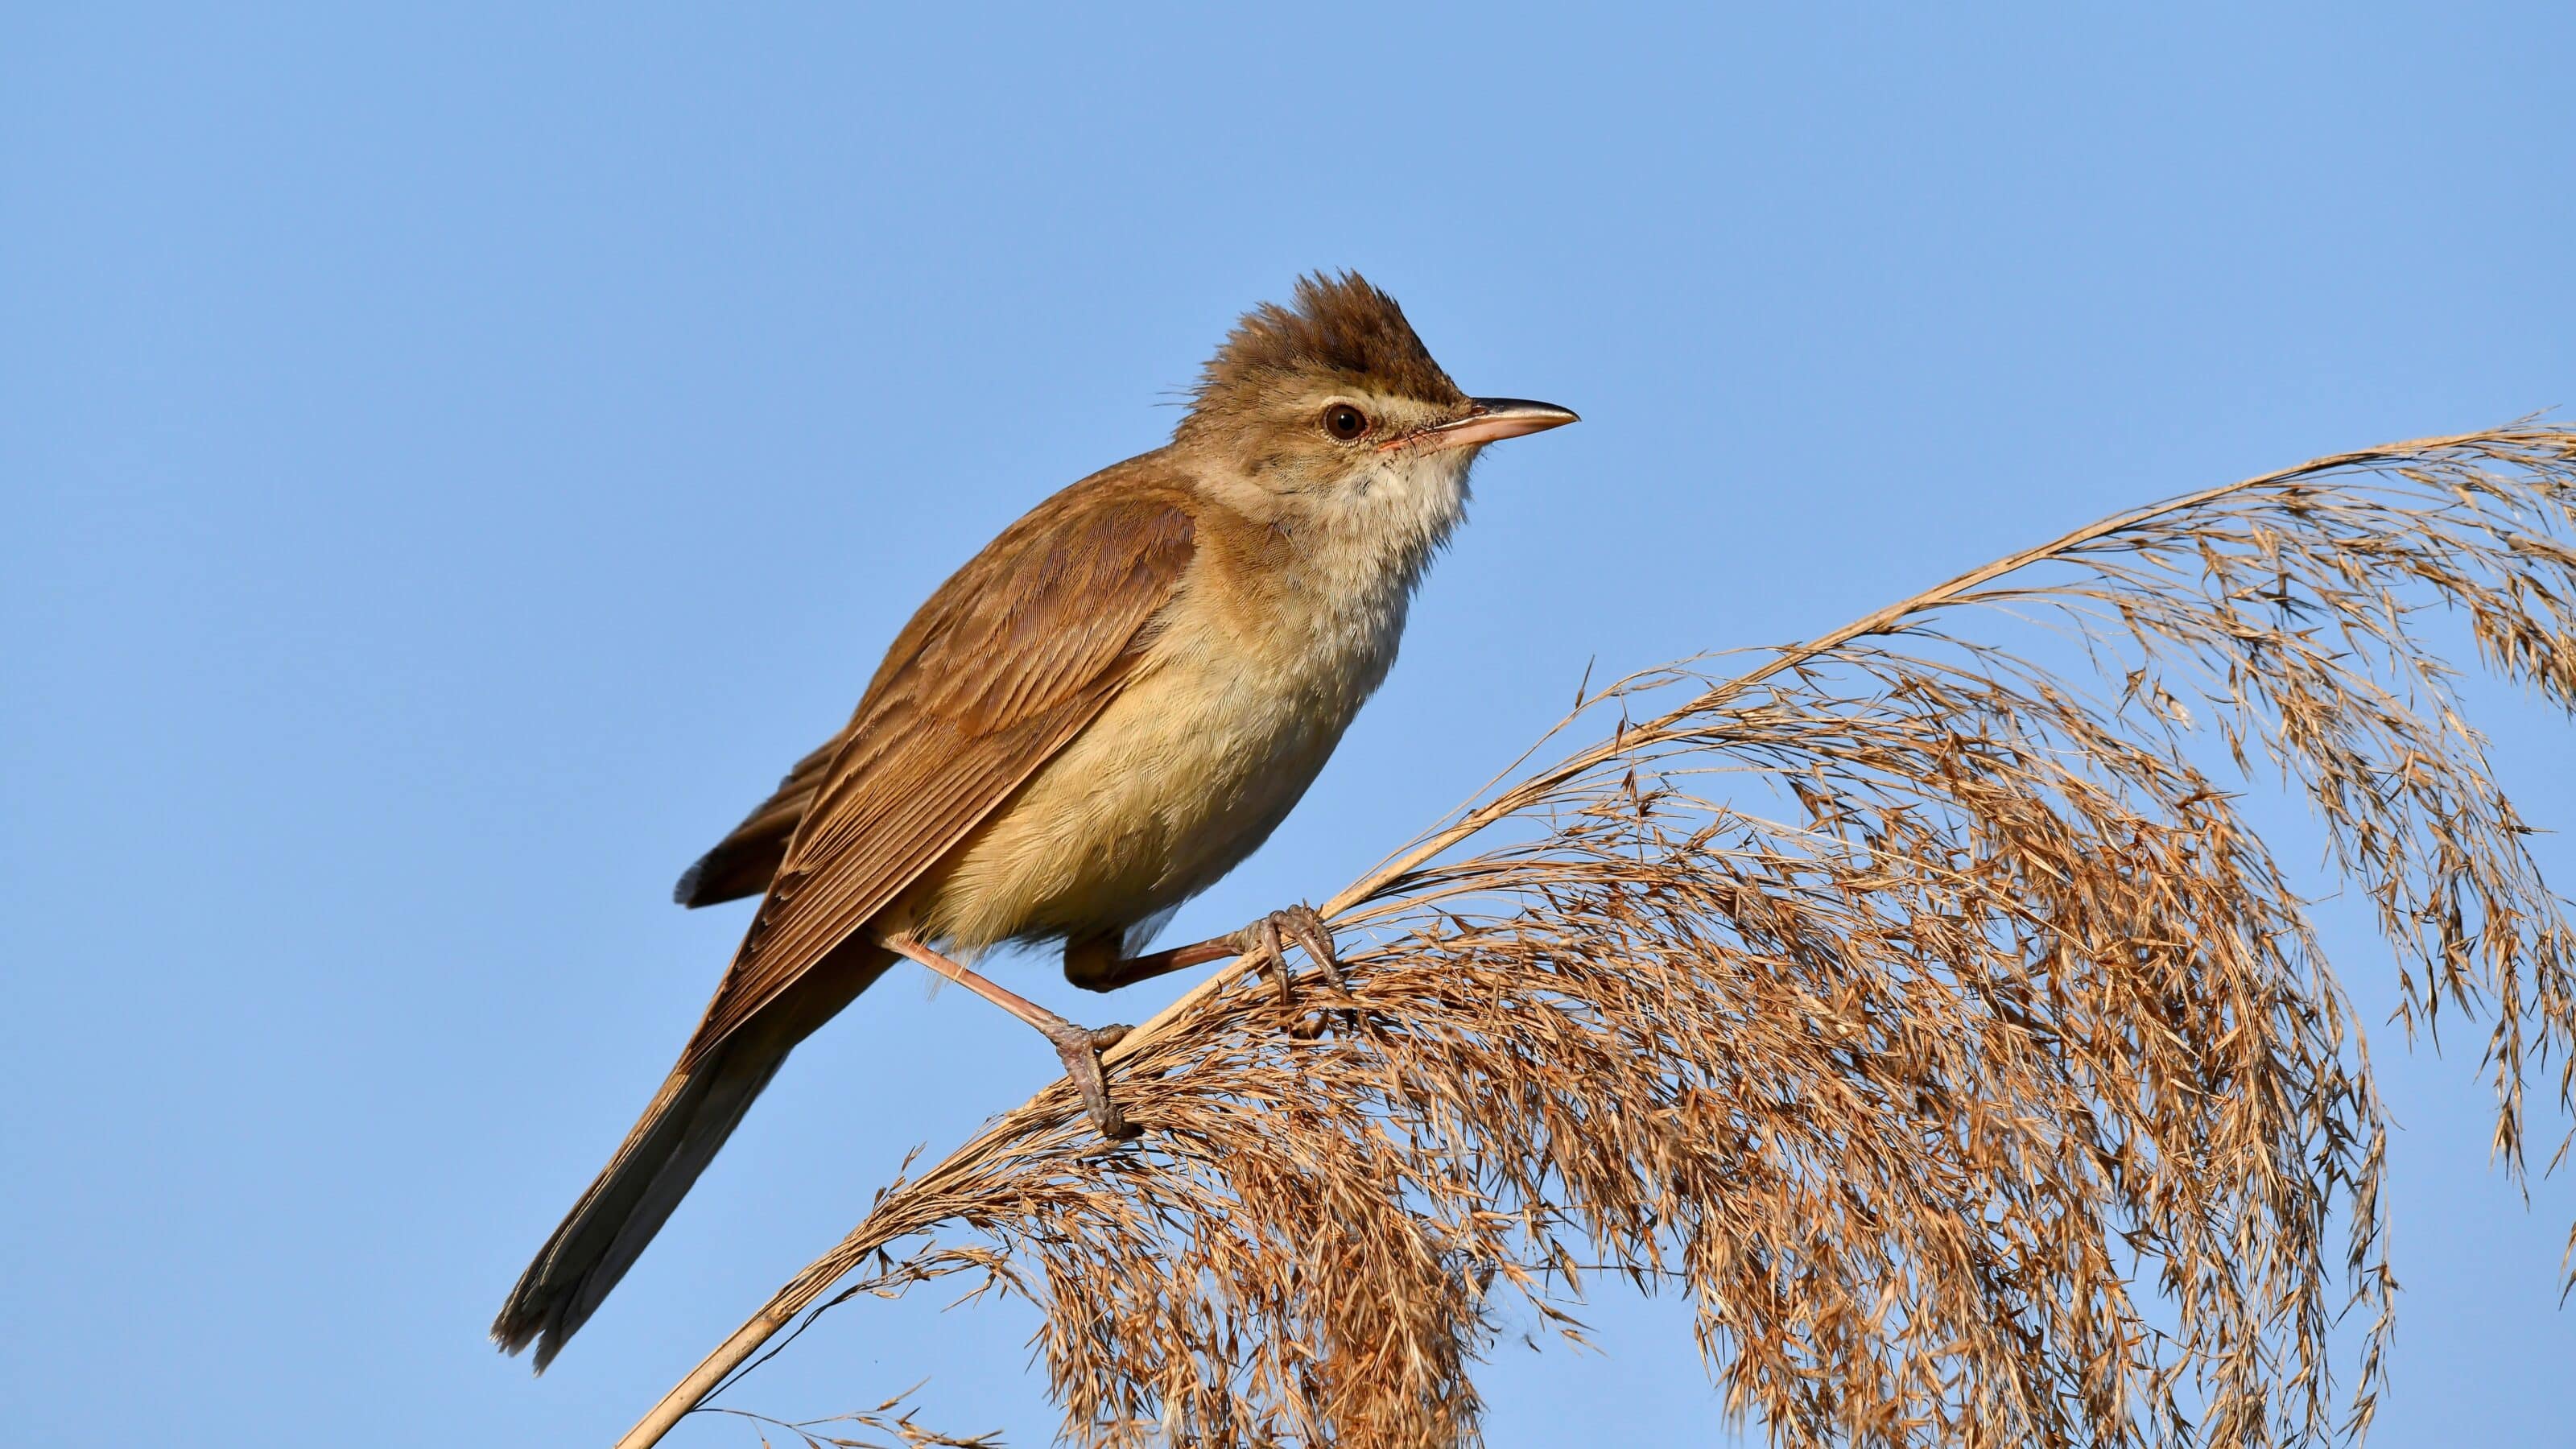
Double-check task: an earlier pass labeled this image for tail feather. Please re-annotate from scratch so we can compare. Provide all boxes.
[492,1046,780,1368]
[494,947,890,1369]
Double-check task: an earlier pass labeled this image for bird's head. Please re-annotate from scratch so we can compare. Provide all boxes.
[1177,273,1576,524]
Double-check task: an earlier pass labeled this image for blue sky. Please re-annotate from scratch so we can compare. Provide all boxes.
[6,5,2572,1445]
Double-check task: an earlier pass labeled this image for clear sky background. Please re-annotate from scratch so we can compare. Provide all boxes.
[7,6,2574,1446]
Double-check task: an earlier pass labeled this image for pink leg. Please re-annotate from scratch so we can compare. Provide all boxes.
[1063,906,1349,1039]
[884,932,1141,1140]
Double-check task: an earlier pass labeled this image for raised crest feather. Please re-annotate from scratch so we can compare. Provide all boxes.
[1186,271,1468,428]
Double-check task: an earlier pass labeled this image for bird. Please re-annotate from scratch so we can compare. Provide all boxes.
[493,271,1577,1369]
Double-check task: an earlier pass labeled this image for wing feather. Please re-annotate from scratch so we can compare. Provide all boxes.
[671,734,845,907]
[679,483,1197,1065]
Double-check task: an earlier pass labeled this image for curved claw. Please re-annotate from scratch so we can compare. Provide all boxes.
[1237,903,1355,1039]
[1046,1021,1142,1141]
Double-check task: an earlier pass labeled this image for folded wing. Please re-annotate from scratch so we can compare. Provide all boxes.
[680,481,1199,1067]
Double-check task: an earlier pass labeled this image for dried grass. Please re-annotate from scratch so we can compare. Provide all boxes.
[625,427,2576,1449]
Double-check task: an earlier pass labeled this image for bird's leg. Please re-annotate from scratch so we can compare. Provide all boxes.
[1065,904,1352,1038]
[1065,932,1242,989]
[882,931,1141,1141]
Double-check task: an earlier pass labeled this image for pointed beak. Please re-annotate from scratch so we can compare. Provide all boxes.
[1387,397,1581,453]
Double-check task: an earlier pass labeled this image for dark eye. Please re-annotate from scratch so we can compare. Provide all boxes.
[1322,403,1369,441]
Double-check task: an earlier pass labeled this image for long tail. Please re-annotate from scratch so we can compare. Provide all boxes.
[493,947,890,1370]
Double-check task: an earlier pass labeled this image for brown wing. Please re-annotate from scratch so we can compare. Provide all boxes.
[672,733,844,908]
[677,483,1198,1067]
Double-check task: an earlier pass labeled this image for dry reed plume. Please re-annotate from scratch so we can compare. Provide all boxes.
[620,426,2576,1449]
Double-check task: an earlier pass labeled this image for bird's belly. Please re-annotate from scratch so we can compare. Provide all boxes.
[910,646,1368,956]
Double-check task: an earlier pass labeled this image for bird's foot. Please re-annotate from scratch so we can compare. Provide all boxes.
[1045,1019,1143,1141]
[1235,903,1354,1039]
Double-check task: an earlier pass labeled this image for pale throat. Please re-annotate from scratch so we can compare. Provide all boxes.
[1263,443,1476,679]
[1325,443,1476,587]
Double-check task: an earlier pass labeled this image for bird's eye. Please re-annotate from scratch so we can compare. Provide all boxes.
[1322,403,1369,441]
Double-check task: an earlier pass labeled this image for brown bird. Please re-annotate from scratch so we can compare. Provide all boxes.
[493,272,1576,1368]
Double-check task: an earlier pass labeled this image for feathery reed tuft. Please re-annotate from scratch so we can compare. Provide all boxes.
[624,427,2576,1449]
